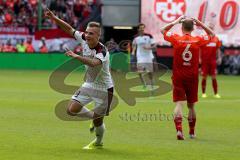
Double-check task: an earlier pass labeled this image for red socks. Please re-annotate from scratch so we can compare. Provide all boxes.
[202,79,206,94]
[202,78,218,95]
[175,117,196,135]
[212,79,218,94]
[188,117,196,135]
[174,117,182,132]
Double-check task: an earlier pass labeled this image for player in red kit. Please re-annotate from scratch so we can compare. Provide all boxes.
[200,23,222,98]
[160,16,214,140]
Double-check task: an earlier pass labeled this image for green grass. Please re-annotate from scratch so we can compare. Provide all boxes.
[0,70,240,160]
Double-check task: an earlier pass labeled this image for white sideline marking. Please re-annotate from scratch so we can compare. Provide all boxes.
[116,99,240,104]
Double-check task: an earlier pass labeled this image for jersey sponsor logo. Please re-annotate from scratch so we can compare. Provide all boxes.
[154,0,186,23]
[206,42,217,47]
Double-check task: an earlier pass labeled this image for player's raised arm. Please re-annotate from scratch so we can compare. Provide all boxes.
[192,18,215,37]
[160,15,186,34]
[44,8,75,37]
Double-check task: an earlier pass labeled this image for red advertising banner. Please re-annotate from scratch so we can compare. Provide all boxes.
[141,0,240,46]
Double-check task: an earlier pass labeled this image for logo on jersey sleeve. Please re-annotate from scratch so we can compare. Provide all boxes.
[166,32,173,37]
[154,0,186,23]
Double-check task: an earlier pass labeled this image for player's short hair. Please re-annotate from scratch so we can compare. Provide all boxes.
[138,23,145,28]
[182,19,194,32]
[87,21,101,28]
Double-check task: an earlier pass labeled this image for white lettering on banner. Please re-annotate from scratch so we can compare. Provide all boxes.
[142,0,240,46]
[172,2,184,15]
[155,0,186,22]
[0,27,29,34]
[156,3,167,15]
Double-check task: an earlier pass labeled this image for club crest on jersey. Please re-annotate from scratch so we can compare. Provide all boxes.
[154,0,186,22]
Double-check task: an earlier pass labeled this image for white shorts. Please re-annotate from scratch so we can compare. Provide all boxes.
[137,62,154,73]
[71,87,114,116]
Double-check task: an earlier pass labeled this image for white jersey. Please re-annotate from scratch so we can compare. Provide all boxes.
[73,30,113,91]
[133,33,155,63]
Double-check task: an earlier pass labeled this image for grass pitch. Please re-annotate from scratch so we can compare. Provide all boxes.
[0,70,239,160]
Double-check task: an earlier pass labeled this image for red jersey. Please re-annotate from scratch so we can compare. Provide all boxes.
[164,31,210,79]
[201,36,221,64]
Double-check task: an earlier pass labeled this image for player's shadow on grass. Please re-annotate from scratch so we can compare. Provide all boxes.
[47,146,150,159]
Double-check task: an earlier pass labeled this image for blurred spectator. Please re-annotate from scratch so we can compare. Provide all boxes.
[25,38,35,53]
[49,37,62,53]
[4,9,13,25]
[29,0,38,8]
[73,0,85,19]
[218,53,240,75]
[1,0,102,31]
[59,42,67,53]
[0,11,4,26]
[50,0,66,14]
[0,40,4,52]
[229,54,240,75]
[39,37,48,53]
[6,0,15,9]
[82,5,91,19]
[16,39,26,53]
[0,0,102,53]
[2,39,16,52]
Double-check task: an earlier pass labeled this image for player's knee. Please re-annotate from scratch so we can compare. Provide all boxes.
[93,117,104,127]
[211,76,216,79]
[176,101,184,108]
[67,101,82,116]
[187,103,194,109]
[67,108,76,116]
[202,76,207,80]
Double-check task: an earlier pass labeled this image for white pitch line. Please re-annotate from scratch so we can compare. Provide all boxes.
[116,98,240,104]
[136,99,240,103]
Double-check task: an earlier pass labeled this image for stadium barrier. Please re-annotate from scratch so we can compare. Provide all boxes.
[0,52,130,71]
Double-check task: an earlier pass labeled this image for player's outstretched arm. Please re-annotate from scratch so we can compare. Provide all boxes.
[160,15,185,34]
[192,18,215,37]
[44,8,75,37]
[65,49,102,67]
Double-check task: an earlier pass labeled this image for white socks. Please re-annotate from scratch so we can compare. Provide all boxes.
[95,123,105,144]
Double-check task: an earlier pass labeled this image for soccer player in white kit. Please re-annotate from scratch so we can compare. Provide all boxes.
[45,8,114,149]
[132,23,156,91]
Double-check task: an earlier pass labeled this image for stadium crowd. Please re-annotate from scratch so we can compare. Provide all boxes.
[0,0,101,54]
[0,0,101,33]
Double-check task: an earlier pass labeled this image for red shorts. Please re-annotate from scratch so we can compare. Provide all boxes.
[172,76,198,103]
[201,62,217,76]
